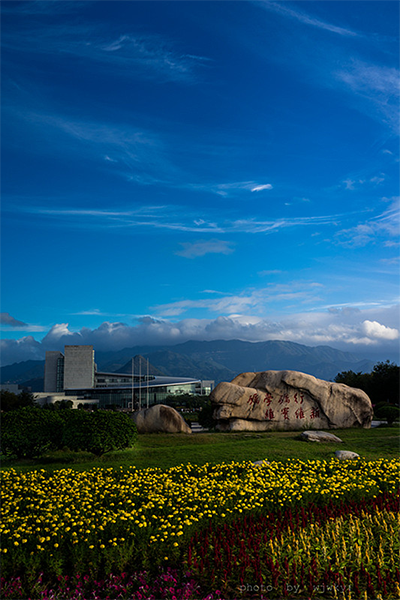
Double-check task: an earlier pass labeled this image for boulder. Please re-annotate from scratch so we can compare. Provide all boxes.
[253,459,270,467]
[299,430,343,443]
[210,370,373,432]
[335,450,360,460]
[131,404,192,434]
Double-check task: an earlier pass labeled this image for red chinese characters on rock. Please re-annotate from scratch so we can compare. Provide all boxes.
[281,407,290,420]
[310,406,320,419]
[278,393,290,405]
[265,408,275,420]
[263,392,273,406]
[294,393,304,404]
[247,393,260,406]
[295,407,305,419]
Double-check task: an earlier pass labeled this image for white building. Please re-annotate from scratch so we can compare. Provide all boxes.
[43,345,213,409]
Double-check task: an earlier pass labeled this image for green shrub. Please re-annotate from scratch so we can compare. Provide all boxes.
[62,411,137,456]
[374,403,400,425]
[1,407,63,458]
[1,408,138,459]
[60,410,93,452]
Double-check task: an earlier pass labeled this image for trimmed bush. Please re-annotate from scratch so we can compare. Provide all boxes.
[1,407,63,458]
[374,403,400,425]
[62,410,137,456]
[1,408,138,459]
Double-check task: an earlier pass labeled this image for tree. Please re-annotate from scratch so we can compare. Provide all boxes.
[334,370,372,396]
[198,401,216,429]
[0,390,35,412]
[334,361,399,407]
[369,361,400,406]
[42,400,73,410]
[165,394,209,410]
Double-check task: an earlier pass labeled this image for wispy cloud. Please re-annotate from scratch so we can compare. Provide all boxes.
[12,202,363,236]
[257,1,360,37]
[342,174,386,191]
[381,255,400,264]
[373,197,400,235]
[2,16,208,84]
[184,180,273,197]
[335,60,400,130]
[336,197,400,247]
[6,104,277,196]
[258,270,283,276]
[71,309,131,318]
[6,109,184,185]
[176,240,235,259]
[251,184,273,192]
[153,282,324,318]
[336,61,399,98]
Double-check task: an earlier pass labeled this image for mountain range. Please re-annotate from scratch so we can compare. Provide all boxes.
[0,339,375,392]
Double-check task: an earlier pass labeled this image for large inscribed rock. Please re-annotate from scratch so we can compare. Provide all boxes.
[132,404,192,434]
[210,370,373,432]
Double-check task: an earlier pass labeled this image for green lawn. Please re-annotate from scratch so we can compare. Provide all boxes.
[2,424,399,472]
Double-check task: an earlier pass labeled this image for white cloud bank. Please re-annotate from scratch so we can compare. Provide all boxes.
[1,305,398,367]
[362,320,398,341]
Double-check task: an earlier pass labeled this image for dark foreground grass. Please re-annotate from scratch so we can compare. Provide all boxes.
[1,424,399,472]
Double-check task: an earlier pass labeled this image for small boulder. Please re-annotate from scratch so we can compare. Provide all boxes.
[335,450,360,460]
[131,404,192,434]
[299,430,343,443]
[253,459,270,467]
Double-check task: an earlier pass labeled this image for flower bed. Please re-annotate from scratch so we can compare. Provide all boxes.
[1,459,399,599]
[186,492,400,598]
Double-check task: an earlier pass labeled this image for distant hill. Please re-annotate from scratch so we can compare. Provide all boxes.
[0,339,375,391]
[115,355,165,377]
[0,360,45,384]
[97,339,373,382]
[0,359,45,393]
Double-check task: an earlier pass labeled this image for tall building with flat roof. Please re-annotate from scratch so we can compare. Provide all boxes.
[64,345,95,390]
[44,351,64,392]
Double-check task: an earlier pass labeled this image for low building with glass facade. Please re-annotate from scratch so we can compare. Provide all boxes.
[42,345,214,409]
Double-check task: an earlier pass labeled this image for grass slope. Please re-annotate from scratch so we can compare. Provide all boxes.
[2,425,399,472]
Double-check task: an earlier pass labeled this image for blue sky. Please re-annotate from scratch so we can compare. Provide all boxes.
[1,0,399,366]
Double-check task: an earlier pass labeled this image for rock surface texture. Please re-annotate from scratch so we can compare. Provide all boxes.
[299,430,343,443]
[335,450,360,460]
[210,370,373,432]
[131,404,192,434]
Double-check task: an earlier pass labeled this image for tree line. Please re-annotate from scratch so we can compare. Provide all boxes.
[334,360,399,424]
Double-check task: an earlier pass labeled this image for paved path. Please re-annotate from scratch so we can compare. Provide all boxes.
[190,422,208,433]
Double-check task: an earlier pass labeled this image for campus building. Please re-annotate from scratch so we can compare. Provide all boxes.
[42,345,213,409]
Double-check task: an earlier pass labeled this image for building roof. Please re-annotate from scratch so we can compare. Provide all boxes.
[69,375,201,391]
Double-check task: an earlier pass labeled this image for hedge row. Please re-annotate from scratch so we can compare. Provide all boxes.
[0,407,137,458]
